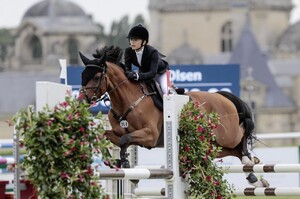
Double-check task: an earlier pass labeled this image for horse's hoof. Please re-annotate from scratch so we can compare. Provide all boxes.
[261,178,270,187]
[252,156,260,164]
[242,155,254,165]
[115,159,122,168]
[130,180,139,185]
[122,160,130,168]
[246,173,258,183]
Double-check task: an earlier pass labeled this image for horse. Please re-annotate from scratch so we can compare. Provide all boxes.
[79,45,269,187]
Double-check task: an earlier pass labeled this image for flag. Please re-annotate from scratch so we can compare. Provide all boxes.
[59,59,67,85]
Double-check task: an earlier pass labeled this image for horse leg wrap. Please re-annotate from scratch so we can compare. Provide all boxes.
[120,135,131,147]
[120,146,130,168]
[242,155,254,165]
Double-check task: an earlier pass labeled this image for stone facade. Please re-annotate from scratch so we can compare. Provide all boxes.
[148,0,300,137]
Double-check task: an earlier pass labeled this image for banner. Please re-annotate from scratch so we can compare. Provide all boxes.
[63,64,240,114]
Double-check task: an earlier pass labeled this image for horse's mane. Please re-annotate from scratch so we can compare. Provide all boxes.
[93,45,124,65]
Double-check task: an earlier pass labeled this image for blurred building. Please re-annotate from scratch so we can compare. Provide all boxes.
[0,0,101,115]
[149,0,300,136]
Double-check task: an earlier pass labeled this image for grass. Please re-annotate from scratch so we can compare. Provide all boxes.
[192,196,299,199]
[236,197,299,199]
[0,148,26,156]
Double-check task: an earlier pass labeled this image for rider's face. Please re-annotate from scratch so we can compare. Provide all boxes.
[129,38,144,51]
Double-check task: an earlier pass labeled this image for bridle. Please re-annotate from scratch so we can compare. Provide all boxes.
[80,69,128,105]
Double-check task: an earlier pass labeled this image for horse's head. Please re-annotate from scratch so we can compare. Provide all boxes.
[79,51,107,104]
[79,46,125,104]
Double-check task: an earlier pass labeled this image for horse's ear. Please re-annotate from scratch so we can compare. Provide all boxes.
[79,51,90,66]
[98,52,106,65]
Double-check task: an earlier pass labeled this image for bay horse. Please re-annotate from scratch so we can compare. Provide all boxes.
[79,46,269,187]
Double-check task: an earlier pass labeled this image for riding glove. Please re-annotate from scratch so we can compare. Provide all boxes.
[128,72,139,81]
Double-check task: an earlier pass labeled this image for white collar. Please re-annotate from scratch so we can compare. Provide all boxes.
[135,46,144,55]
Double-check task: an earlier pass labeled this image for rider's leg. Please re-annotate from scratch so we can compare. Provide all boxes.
[155,72,168,95]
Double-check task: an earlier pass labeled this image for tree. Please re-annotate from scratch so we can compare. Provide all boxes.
[0,29,14,62]
[104,14,147,49]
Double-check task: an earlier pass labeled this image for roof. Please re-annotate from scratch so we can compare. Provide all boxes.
[18,0,99,34]
[149,0,293,12]
[229,22,294,108]
[276,21,300,52]
[23,0,86,18]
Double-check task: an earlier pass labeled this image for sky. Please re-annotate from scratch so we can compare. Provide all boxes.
[0,0,300,30]
[0,0,149,30]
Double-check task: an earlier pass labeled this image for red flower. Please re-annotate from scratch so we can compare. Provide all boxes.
[78,93,84,100]
[197,126,203,133]
[184,146,190,152]
[60,101,68,107]
[60,172,70,179]
[206,175,211,181]
[199,135,205,141]
[80,126,85,133]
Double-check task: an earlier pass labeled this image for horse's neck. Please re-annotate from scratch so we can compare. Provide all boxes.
[107,66,141,112]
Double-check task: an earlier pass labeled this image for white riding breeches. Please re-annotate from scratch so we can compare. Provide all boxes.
[155,72,168,95]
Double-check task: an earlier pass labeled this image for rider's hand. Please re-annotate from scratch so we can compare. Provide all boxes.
[128,72,139,81]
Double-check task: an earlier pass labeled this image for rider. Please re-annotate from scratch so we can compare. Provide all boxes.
[124,24,170,95]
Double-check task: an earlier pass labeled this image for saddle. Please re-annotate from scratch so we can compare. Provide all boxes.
[145,80,163,112]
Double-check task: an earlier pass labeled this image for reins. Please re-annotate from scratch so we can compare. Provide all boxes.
[110,83,155,133]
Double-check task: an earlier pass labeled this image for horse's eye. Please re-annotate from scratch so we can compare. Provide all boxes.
[94,76,101,81]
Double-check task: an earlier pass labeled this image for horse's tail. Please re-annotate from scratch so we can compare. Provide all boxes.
[216,91,255,146]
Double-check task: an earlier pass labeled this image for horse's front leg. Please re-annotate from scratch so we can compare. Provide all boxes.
[120,127,159,149]
[104,130,121,147]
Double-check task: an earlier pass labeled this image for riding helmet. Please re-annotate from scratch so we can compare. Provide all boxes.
[127,24,149,42]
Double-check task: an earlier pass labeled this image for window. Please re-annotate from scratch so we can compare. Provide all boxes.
[31,36,42,59]
[221,21,232,52]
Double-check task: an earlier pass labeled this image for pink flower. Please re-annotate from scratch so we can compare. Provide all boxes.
[77,93,84,100]
[66,139,74,145]
[60,172,70,179]
[60,101,68,108]
[64,151,71,156]
[79,126,85,133]
[47,120,52,126]
[67,114,73,120]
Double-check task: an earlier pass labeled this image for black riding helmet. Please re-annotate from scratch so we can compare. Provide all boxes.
[127,24,149,43]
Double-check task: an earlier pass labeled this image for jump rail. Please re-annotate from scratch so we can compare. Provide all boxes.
[96,168,173,180]
[235,187,300,196]
[220,164,300,173]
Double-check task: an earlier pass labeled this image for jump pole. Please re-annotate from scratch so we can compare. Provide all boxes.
[220,164,300,173]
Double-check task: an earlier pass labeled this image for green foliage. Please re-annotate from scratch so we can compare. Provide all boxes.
[103,14,147,49]
[0,28,14,62]
[13,94,114,199]
[179,100,234,199]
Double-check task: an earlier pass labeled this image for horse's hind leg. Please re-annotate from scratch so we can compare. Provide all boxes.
[240,136,269,187]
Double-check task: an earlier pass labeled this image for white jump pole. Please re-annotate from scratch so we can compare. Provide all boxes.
[163,95,189,198]
[220,164,300,173]
[234,187,300,196]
